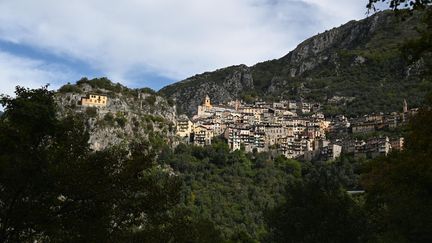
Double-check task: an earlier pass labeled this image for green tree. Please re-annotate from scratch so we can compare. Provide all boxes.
[368,0,431,11]
[0,86,214,242]
[360,3,432,240]
[361,96,432,242]
[267,180,368,243]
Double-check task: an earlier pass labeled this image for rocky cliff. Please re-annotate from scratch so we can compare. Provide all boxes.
[160,10,429,117]
[55,78,177,151]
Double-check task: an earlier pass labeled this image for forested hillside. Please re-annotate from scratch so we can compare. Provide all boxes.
[2,85,431,242]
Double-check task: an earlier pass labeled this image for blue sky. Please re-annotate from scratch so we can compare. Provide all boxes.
[0,0,377,96]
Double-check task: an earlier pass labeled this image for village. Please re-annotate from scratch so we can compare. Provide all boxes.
[75,92,415,162]
[176,95,416,162]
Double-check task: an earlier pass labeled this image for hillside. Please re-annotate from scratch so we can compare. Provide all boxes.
[55,77,177,151]
[160,10,430,117]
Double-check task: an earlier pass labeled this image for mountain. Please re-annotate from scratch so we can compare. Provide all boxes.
[55,77,177,151]
[160,10,430,117]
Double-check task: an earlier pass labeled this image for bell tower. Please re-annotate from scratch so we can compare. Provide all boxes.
[204,95,212,108]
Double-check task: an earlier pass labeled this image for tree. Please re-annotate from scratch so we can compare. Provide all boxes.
[0,86,207,242]
[367,0,432,11]
[267,159,369,243]
[0,86,63,242]
[361,96,432,242]
[267,180,368,243]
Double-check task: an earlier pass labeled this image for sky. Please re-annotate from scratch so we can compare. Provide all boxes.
[0,0,378,96]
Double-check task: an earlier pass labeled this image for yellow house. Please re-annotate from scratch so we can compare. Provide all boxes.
[193,125,214,146]
[81,94,108,107]
[177,118,194,138]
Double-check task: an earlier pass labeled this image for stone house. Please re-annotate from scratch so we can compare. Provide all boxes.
[81,94,108,107]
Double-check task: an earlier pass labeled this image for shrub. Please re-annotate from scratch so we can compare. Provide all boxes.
[58,84,82,93]
[140,87,156,94]
[145,95,157,105]
[114,111,127,127]
[85,107,98,117]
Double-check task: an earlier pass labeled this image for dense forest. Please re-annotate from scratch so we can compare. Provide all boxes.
[1,84,431,242]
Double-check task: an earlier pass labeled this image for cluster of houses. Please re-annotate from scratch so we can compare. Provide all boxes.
[77,93,413,162]
[177,95,416,161]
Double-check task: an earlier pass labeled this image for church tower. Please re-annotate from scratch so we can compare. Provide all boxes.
[204,95,212,108]
[235,99,240,111]
[403,99,408,113]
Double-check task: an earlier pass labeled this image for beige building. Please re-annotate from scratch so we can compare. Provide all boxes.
[81,94,108,107]
[278,136,313,159]
[264,125,288,145]
[326,144,342,160]
[177,117,194,139]
[390,137,404,151]
[227,126,252,151]
[193,125,214,146]
[196,95,236,119]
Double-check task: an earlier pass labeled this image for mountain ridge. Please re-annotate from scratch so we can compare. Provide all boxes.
[159,10,429,117]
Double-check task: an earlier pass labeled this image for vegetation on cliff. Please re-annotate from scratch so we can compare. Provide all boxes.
[56,77,176,151]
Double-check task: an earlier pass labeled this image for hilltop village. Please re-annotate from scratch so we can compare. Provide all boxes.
[176,95,416,162]
[74,91,415,162]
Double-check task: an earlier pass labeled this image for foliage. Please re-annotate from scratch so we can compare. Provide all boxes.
[58,83,82,93]
[0,86,215,242]
[144,95,157,105]
[139,87,156,94]
[161,10,430,117]
[351,126,407,140]
[367,0,432,11]
[143,114,166,123]
[3,86,432,242]
[76,77,123,92]
[167,98,175,106]
[267,181,368,243]
[160,141,302,241]
[360,8,431,237]
[240,90,259,103]
[266,154,371,242]
[115,113,127,128]
[85,106,98,117]
[361,95,432,242]
[103,112,115,125]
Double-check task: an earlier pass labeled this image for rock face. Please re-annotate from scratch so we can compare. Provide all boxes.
[56,79,177,151]
[160,10,428,117]
[162,65,254,115]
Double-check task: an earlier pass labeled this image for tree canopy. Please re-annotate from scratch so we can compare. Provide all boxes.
[368,0,432,11]
[0,86,218,242]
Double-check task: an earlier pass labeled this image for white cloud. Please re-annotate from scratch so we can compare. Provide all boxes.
[0,51,75,97]
[0,0,370,86]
